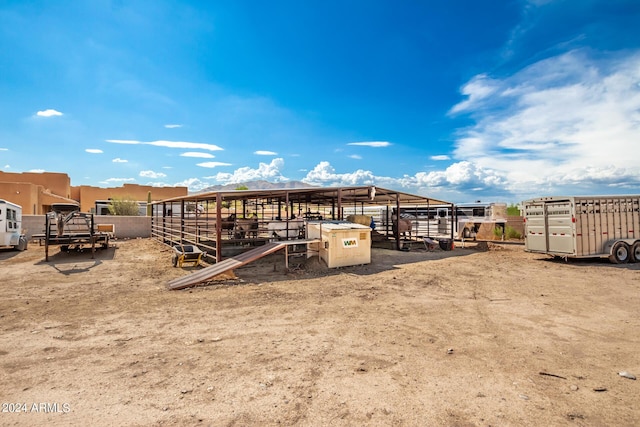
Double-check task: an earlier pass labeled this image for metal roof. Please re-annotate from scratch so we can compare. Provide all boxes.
[153,185,451,207]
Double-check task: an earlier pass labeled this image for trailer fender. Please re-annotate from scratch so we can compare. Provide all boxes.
[606,240,634,264]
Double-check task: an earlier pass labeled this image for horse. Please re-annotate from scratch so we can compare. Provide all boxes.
[233,214,259,239]
[392,214,413,240]
[221,214,237,237]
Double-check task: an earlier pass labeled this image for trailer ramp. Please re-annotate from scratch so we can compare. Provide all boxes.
[167,240,317,290]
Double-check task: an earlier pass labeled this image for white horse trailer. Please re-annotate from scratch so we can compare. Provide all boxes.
[455,202,508,240]
[0,199,28,251]
[523,195,640,263]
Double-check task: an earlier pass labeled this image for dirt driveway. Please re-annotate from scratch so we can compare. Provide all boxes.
[0,238,638,426]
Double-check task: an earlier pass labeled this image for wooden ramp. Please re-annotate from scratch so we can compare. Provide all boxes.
[167,240,318,290]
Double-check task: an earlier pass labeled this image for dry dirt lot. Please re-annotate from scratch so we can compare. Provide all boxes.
[0,238,638,426]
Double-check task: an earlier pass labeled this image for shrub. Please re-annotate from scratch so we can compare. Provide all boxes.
[505,225,522,239]
[108,197,140,216]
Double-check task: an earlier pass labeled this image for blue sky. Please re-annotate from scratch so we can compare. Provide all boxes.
[1,0,639,204]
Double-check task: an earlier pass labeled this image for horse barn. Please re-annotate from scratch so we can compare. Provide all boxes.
[151,186,453,286]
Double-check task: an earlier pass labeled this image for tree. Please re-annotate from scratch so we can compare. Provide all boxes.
[108,197,140,216]
[506,203,521,216]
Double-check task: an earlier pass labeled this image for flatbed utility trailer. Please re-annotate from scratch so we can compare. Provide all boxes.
[523,195,640,263]
[0,199,28,251]
[33,203,110,261]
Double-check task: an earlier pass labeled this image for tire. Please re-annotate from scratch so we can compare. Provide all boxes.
[609,241,630,264]
[439,239,453,251]
[462,228,471,239]
[13,236,28,251]
[630,241,640,263]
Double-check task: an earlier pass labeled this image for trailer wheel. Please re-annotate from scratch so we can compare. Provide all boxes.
[462,228,471,239]
[609,241,630,264]
[630,241,640,263]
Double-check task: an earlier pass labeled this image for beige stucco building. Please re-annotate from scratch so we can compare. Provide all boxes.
[0,171,188,214]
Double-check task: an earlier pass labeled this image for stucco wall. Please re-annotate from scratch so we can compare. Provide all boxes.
[77,185,187,213]
[22,215,152,240]
[0,171,71,198]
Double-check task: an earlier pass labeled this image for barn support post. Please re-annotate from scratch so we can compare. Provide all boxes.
[285,191,291,239]
[395,193,401,251]
[337,188,343,220]
[450,202,455,242]
[426,201,430,236]
[162,202,167,242]
[193,198,200,244]
[44,212,50,261]
[180,200,185,243]
[216,193,222,263]
[90,213,96,259]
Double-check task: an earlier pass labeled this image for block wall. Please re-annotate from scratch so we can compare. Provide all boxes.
[22,215,152,240]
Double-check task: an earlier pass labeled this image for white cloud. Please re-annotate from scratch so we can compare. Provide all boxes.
[197,161,233,168]
[36,109,63,117]
[298,160,511,202]
[174,158,509,201]
[413,161,506,188]
[348,154,362,160]
[164,124,183,129]
[101,177,136,184]
[449,49,640,198]
[254,150,278,155]
[112,158,128,163]
[347,141,391,147]
[86,149,103,154]
[213,158,287,184]
[303,161,376,186]
[448,74,499,114]
[430,155,450,161]
[28,169,45,173]
[181,152,215,158]
[106,139,223,151]
[175,177,211,192]
[140,170,167,179]
[106,139,140,144]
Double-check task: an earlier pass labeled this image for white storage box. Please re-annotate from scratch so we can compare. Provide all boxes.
[306,221,371,268]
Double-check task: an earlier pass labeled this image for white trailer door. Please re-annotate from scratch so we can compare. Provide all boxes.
[524,201,548,252]
[546,201,575,254]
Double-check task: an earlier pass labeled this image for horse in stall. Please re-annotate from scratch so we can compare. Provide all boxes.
[392,214,414,240]
[221,214,237,237]
[233,213,259,239]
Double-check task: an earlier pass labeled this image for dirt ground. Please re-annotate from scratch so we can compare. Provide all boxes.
[0,237,638,426]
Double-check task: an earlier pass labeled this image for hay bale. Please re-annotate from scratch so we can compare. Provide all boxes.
[346,214,373,227]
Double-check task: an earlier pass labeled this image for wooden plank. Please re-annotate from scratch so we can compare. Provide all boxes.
[167,239,321,290]
[167,242,285,290]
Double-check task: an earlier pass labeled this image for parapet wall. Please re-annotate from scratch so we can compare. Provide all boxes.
[22,215,152,240]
